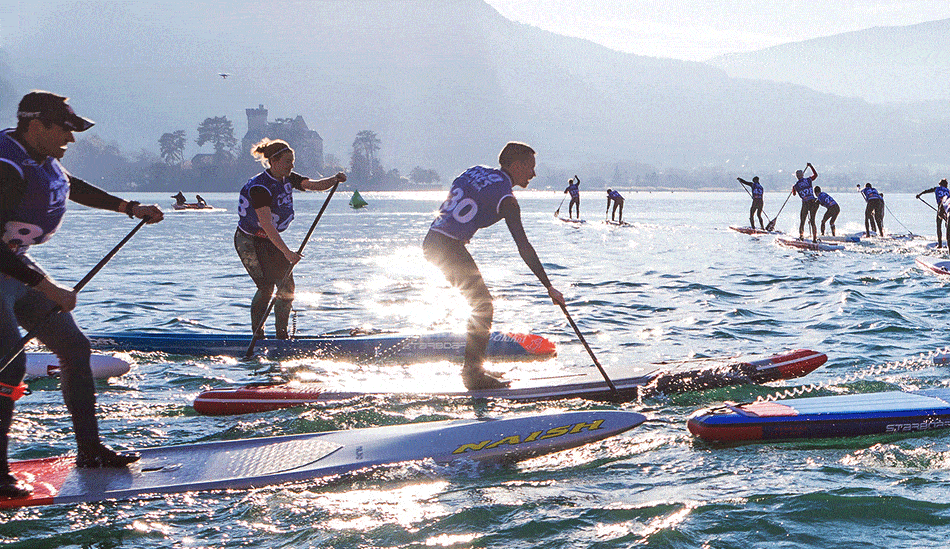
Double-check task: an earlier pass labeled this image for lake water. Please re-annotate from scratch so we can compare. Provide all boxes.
[3,188,950,548]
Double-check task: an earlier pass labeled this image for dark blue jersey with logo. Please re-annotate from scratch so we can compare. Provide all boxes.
[429,166,514,243]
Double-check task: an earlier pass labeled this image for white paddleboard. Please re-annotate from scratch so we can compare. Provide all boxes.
[1,410,646,508]
[25,353,131,380]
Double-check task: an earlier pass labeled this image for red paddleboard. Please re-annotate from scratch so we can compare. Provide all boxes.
[776,237,844,252]
[193,349,827,415]
[916,256,950,276]
[729,226,779,235]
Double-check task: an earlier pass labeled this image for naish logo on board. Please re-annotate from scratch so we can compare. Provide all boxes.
[452,420,605,454]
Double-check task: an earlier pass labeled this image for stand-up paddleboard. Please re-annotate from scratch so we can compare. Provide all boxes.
[688,388,950,443]
[933,352,950,364]
[815,233,861,243]
[0,410,646,509]
[776,237,844,252]
[916,256,950,276]
[729,226,780,235]
[89,331,556,361]
[25,353,130,380]
[604,220,631,227]
[193,349,827,415]
[557,216,586,224]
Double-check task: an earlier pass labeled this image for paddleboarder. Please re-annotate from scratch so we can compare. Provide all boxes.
[813,186,840,237]
[916,179,949,248]
[606,188,625,223]
[423,142,565,390]
[737,176,765,230]
[791,163,819,242]
[235,138,346,340]
[0,91,165,497]
[860,183,885,237]
[564,176,581,219]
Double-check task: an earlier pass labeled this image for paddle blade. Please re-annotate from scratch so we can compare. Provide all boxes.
[765,219,776,231]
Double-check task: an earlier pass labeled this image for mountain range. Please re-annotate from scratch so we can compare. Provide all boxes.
[1,0,948,189]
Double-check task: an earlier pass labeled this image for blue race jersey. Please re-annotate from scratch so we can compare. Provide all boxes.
[816,192,837,208]
[0,129,69,254]
[861,187,883,202]
[237,171,295,238]
[935,186,950,213]
[565,182,580,199]
[429,166,514,243]
[607,190,623,200]
[794,177,816,202]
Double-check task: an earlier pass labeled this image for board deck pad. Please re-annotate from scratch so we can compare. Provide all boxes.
[193,349,826,415]
[689,388,950,442]
[2,410,646,508]
[88,331,556,361]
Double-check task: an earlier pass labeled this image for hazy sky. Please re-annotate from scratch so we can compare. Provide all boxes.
[484,0,950,61]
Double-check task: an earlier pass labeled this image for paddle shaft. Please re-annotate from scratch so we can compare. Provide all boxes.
[558,303,619,398]
[918,195,938,212]
[0,218,150,374]
[245,182,339,357]
[555,195,566,217]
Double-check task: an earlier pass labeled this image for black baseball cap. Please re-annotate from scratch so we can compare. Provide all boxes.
[17,91,94,132]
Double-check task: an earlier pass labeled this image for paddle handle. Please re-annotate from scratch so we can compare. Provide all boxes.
[558,303,618,397]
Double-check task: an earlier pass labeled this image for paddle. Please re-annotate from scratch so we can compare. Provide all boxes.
[737,179,772,228]
[554,192,567,217]
[557,303,619,399]
[918,194,939,214]
[765,189,792,232]
[245,182,339,358]
[0,218,150,375]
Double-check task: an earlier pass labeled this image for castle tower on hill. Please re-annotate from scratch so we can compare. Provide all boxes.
[242,105,324,173]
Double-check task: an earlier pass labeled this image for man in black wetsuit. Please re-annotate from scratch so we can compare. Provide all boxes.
[0,91,163,498]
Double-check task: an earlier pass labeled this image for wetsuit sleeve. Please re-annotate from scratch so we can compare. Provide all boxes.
[501,197,553,288]
[288,172,306,191]
[248,186,272,209]
[0,163,45,285]
[67,175,124,212]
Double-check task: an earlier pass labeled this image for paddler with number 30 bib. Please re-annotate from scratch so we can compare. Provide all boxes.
[423,142,565,390]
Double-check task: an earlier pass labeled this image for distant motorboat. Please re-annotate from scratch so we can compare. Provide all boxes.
[172,191,216,210]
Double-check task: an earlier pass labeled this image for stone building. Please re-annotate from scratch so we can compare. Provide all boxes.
[241,105,324,173]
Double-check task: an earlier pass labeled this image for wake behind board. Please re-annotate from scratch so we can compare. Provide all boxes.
[89,331,555,361]
[916,255,950,276]
[688,388,950,443]
[25,353,130,380]
[1,410,646,509]
[729,226,780,235]
[776,237,844,252]
[193,349,826,415]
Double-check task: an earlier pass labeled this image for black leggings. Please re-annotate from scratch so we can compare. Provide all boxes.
[820,204,840,235]
[799,200,819,238]
[234,229,295,338]
[422,230,492,373]
[865,200,884,235]
[750,197,764,229]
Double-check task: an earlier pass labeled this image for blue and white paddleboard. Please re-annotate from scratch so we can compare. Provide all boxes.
[88,331,555,361]
[688,388,950,442]
[1,410,646,509]
[25,353,130,380]
[556,216,586,224]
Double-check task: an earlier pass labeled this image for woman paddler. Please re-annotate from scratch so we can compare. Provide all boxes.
[234,138,346,339]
